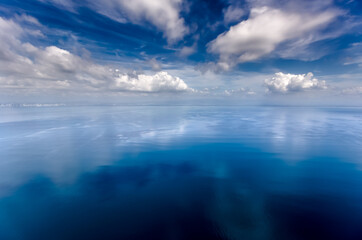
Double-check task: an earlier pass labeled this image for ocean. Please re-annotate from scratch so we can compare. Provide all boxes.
[0,106,362,240]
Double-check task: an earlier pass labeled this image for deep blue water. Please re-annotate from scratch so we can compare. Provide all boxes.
[0,106,362,240]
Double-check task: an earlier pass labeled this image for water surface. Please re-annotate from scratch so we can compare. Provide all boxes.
[1,106,362,240]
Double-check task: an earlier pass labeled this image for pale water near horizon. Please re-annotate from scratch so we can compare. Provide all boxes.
[0,106,362,240]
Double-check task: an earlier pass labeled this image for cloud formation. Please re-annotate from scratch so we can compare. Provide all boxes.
[223,6,245,25]
[37,0,188,42]
[342,86,362,95]
[264,72,327,93]
[224,88,255,96]
[88,0,189,43]
[115,71,189,92]
[344,42,362,67]
[2,1,362,102]
[208,6,341,70]
[38,0,76,11]
[0,16,190,93]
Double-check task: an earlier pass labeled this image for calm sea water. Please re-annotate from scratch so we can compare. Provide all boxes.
[0,106,362,240]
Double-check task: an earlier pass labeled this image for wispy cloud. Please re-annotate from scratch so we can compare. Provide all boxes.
[38,0,188,43]
[223,5,245,25]
[208,4,342,70]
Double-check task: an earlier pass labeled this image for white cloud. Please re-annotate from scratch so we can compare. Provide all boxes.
[223,6,245,25]
[114,71,189,92]
[344,42,362,67]
[0,16,191,93]
[14,14,42,26]
[0,16,23,42]
[264,72,327,93]
[38,0,76,11]
[37,0,188,42]
[224,88,255,96]
[179,44,196,57]
[89,0,188,43]
[208,6,341,70]
[148,58,162,71]
[342,86,362,95]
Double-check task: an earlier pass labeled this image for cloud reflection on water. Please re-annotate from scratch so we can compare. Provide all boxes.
[1,106,362,239]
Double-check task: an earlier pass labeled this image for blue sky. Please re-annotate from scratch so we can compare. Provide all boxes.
[1,0,362,104]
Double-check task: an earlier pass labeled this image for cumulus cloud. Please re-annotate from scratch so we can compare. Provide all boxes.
[264,72,327,93]
[208,6,341,70]
[0,16,191,93]
[114,71,189,92]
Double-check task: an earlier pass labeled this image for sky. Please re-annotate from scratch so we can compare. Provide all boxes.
[1,0,362,105]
